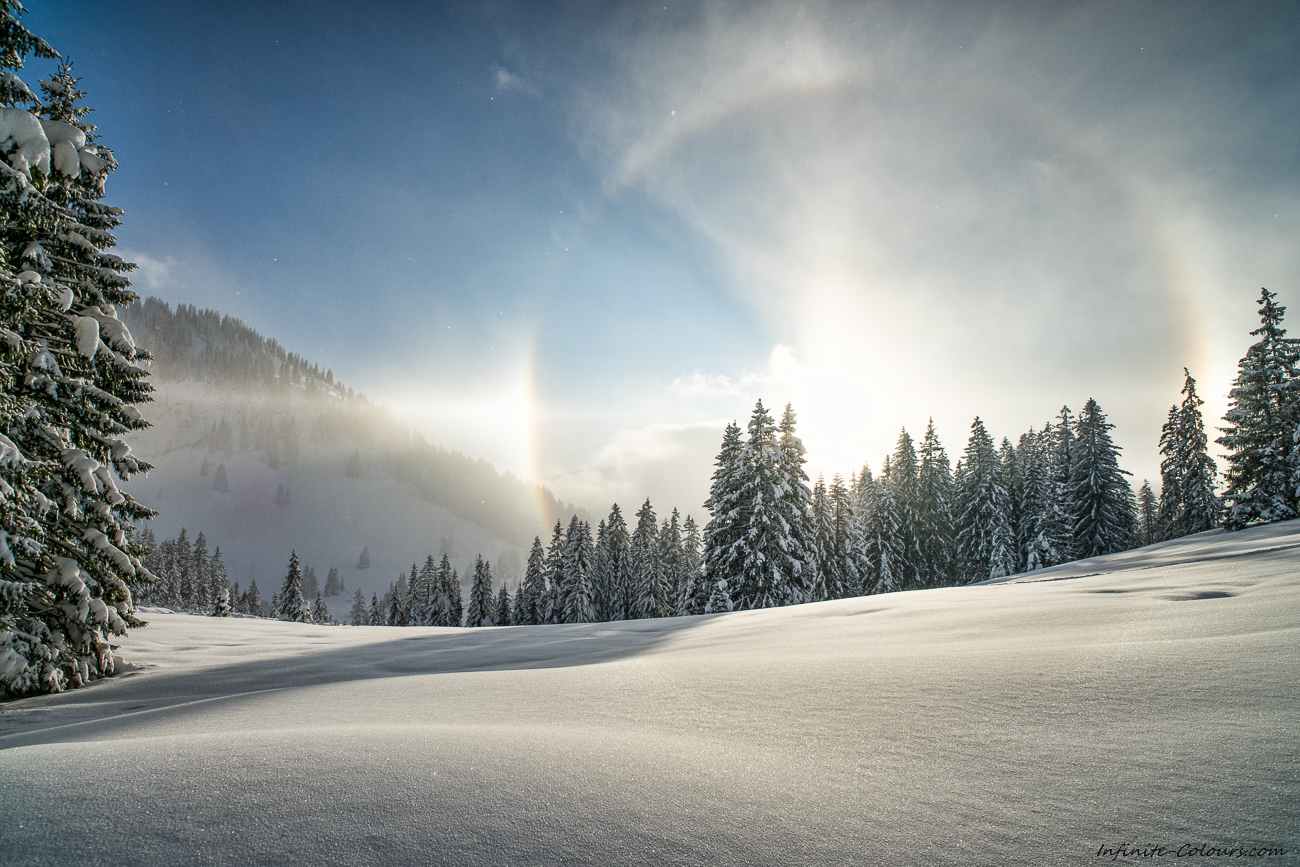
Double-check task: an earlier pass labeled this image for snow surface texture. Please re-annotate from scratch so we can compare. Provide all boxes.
[1,522,1297,866]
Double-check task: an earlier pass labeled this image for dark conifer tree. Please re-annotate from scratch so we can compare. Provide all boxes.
[1160,369,1222,537]
[517,536,544,626]
[702,422,745,603]
[244,580,262,618]
[677,514,707,615]
[562,516,595,623]
[495,581,512,627]
[1137,480,1159,547]
[349,589,367,625]
[589,518,613,621]
[323,566,341,597]
[277,551,311,622]
[889,429,924,589]
[0,46,159,695]
[356,545,370,570]
[865,456,905,593]
[313,591,330,625]
[810,476,837,602]
[829,473,867,597]
[1069,399,1136,558]
[955,418,1016,582]
[465,556,495,628]
[658,510,685,616]
[732,401,803,609]
[630,499,666,619]
[542,521,564,624]
[777,404,815,604]
[1218,289,1300,528]
[914,420,957,587]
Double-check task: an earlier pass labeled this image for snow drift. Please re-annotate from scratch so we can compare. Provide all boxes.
[0,521,1296,865]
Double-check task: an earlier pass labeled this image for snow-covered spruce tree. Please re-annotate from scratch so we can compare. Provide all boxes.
[387,570,410,627]
[210,546,228,604]
[998,438,1023,573]
[704,575,732,613]
[368,593,382,626]
[277,551,311,622]
[702,421,745,604]
[0,48,160,694]
[349,588,367,625]
[890,429,927,589]
[1137,480,1159,547]
[865,456,905,593]
[413,555,437,626]
[955,418,1016,582]
[629,499,667,619]
[313,591,330,625]
[589,518,611,622]
[494,581,511,627]
[464,555,494,628]
[677,513,707,616]
[323,565,341,597]
[1017,429,1068,571]
[658,509,684,615]
[829,473,867,598]
[850,465,879,593]
[541,520,564,624]
[212,587,231,617]
[244,580,262,618]
[517,536,544,626]
[433,553,459,627]
[356,545,370,569]
[731,401,804,609]
[810,475,837,602]
[776,404,815,604]
[449,568,463,626]
[594,504,631,621]
[562,515,595,623]
[1159,369,1221,538]
[915,420,956,586]
[1069,398,1136,558]
[1217,289,1300,529]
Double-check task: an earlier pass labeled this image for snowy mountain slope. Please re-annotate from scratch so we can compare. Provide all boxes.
[1,521,1297,866]
[126,379,527,609]
[117,299,590,607]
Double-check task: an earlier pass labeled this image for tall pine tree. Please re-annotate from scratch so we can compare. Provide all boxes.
[1069,398,1135,558]
[1158,369,1220,538]
[1217,289,1298,529]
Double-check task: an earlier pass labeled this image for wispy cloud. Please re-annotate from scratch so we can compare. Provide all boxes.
[573,0,1300,484]
[493,65,531,94]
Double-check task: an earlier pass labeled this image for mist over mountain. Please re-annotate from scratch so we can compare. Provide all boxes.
[121,297,584,607]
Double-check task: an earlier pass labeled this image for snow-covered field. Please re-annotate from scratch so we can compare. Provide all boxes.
[2,522,1297,866]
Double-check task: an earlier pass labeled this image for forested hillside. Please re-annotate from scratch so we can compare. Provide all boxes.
[118,298,580,609]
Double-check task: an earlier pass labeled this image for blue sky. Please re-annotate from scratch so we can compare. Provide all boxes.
[22,1,1300,515]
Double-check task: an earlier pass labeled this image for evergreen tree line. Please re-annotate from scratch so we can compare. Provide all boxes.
[137,530,341,624]
[346,504,712,627]
[699,385,1222,608]
[122,297,348,398]
[0,9,157,697]
[136,527,229,612]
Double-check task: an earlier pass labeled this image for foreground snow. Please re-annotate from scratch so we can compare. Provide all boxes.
[1,523,1297,866]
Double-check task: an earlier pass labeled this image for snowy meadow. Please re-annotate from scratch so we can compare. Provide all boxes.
[3,521,1298,865]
